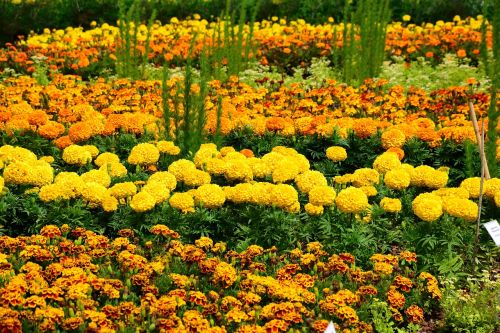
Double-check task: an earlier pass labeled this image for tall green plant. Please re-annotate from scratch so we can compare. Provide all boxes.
[208,0,259,81]
[340,0,391,85]
[116,0,156,80]
[162,39,212,155]
[481,0,499,177]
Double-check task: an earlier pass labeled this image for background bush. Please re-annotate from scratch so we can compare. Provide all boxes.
[0,0,486,44]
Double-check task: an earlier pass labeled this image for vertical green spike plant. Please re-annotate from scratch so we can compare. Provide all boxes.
[116,0,156,80]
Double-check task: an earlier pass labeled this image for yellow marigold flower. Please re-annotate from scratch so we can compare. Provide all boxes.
[39,156,55,164]
[223,151,247,161]
[374,262,394,275]
[148,171,177,191]
[247,158,271,179]
[412,193,443,222]
[194,184,225,208]
[168,159,196,182]
[381,128,406,149]
[442,197,478,222]
[130,191,156,213]
[108,182,137,199]
[485,178,500,198]
[494,191,500,207]
[270,184,298,208]
[142,182,170,205]
[169,192,195,213]
[292,154,310,173]
[459,177,481,199]
[3,161,53,187]
[102,195,119,212]
[219,146,236,156]
[94,152,120,167]
[204,158,227,175]
[384,168,411,190]
[39,183,72,202]
[304,203,324,216]
[195,236,213,249]
[127,143,160,166]
[272,157,300,183]
[250,182,273,205]
[0,175,3,190]
[360,185,378,197]
[402,14,411,21]
[157,140,181,155]
[326,146,347,162]
[80,170,111,188]
[183,169,211,187]
[82,145,99,159]
[334,174,353,185]
[285,201,301,213]
[0,145,37,164]
[62,145,92,166]
[309,185,336,206]
[81,182,108,205]
[410,165,435,187]
[352,168,380,187]
[380,197,402,213]
[425,169,448,189]
[432,187,469,199]
[194,144,219,168]
[213,262,237,288]
[373,152,401,174]
[295,170,327,194]
[99,162,127,178]
[335,187,369,214]
[54,172,85,198]
[224,160,253,182]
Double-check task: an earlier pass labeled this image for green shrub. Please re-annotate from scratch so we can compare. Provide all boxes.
[441,272,500,332]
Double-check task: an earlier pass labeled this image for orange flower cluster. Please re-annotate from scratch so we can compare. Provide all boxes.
[0,16,492,73]
[0,75,496,148]
[0,224,439,332]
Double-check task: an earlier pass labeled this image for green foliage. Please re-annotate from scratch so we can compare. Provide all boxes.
[340,0,391,85]
[441,272,500,332]
[116,0,157,80]
[481,0,499,178]
[369,301,421,333]
[206,0,259,80]
[161,42,211,155]
[379,55,489,92]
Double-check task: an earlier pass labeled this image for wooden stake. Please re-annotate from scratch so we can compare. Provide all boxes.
[468,101,491,179]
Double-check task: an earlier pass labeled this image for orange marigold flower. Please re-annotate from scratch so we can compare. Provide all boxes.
[53,135,73,149]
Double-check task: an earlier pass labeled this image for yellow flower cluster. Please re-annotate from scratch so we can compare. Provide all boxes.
[412,193,443,222]
[1,144,499,222]
[326,146,347,162]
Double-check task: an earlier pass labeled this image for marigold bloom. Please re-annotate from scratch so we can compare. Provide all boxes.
[62,145,92,166]
[194,184,226,208]
[335,187,369,214]
[309,185,336,206]
[381,128,406,149]
[373,152,401,174]
[412,193,443,222]
[127,143,160,166]
[169,192,195,213]
[129,191,156,213]
[380,197,402,213]
[326,146,347,162]
[304,203,324,216]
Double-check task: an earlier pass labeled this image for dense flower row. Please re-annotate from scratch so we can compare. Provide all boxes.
[0,223,441,332]
[1,75,498,149]
[0,16,492,73]
[1,142,499,222]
